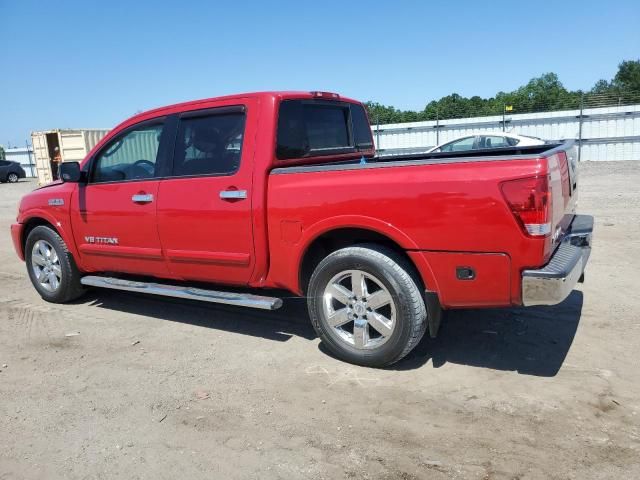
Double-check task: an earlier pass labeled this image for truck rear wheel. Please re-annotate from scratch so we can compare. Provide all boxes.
[25,226,85,303]
[307,244,427,368]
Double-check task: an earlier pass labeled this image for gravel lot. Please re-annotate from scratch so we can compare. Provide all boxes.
[1,162,639,480]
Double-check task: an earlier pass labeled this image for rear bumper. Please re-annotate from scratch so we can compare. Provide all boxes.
[521,214,593,306]
[11,223,25,261]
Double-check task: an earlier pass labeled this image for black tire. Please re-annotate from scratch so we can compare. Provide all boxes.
[307,244,427,368]
[7,172,19,183]
[25,226,85,303]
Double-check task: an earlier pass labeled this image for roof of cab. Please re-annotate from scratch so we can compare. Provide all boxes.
[125,91,360,126]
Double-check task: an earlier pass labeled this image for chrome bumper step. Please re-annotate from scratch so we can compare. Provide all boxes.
[80,275,283,310]
[521,214,593,307]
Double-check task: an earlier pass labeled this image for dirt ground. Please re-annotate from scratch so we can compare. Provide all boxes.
[0,162,639,480]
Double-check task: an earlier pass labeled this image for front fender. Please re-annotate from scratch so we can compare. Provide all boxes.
[18,208,81,266]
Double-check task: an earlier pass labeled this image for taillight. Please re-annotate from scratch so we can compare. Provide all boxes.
[500,175,551,237]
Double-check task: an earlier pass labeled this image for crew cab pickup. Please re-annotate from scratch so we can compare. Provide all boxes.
[11,91,593,367]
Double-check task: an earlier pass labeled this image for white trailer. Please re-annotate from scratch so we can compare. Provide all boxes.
[31,129,109,185]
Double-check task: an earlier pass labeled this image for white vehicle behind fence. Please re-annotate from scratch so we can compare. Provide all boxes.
[426,132,546,153]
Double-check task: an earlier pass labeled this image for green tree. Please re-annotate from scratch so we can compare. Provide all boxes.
[0,145,5,160]
[503,73,581,112]
[613,60,640,92]
[365,59,640,124]
[591,79,612,94]
[588,60,640,105]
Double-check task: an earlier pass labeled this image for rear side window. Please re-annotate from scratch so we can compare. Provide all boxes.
[172,111,246,177]
[481,136,509,148]
[276,100,373,160]
[351,104,374,150]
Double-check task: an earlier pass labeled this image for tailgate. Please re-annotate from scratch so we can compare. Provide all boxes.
[546,143,579,257]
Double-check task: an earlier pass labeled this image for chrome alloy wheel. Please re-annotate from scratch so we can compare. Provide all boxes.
[31,240,62,292]
[8,173,19,183]
[322,269,396,349]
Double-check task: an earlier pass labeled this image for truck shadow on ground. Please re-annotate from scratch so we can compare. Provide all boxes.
[82,289,583,377]
[392,290,584,377]
[81,289,317,342]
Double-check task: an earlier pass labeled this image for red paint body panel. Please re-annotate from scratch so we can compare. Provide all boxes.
[264,158,551,306]
[11,91,577,310]
[156,175,256,283]
[69,180,169,277]
[13,182,82,261]
[10,223,24,260]
[419,252,511,307]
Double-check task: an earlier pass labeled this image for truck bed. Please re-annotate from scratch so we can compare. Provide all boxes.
[374,142,563,162]
[267,141,577,307]
[271,142,567,174]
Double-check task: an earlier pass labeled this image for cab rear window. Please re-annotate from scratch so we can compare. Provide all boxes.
[276,100,373,160]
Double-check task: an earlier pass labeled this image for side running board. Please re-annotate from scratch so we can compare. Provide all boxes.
[80,276,283,311]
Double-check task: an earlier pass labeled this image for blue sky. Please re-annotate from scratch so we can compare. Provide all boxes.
[1,0,639,146]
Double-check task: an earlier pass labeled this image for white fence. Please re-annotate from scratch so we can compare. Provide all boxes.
[372,104,640,161]
[4,147,36,177]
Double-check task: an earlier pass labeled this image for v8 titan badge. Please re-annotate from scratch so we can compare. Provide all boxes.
[84,236,119,245]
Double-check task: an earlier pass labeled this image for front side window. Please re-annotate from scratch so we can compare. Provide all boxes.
[276,100,372,160]
[440,136,476,152]
[172,111,246,177]
[92,123,164,183]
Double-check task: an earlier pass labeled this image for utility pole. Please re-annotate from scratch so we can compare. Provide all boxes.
[577,94,584,162]
[26,140,34,177]
[503,105,513,131]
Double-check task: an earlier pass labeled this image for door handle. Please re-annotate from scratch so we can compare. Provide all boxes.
[132,193,154,204]
[219,190,247,200]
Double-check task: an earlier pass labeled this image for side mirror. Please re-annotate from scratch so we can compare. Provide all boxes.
[59,162,83,183]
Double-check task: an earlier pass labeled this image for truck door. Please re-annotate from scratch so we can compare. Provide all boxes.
[156,103,256,285]
[69,119,171,277]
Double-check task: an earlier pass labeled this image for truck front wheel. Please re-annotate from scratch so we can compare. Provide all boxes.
[25,226,85,303]
[307,244,427,368]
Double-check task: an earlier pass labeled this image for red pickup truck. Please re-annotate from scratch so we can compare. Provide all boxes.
[11,91,593,367]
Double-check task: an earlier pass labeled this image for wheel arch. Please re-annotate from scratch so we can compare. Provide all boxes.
[20,214,81,267]
[298,226,438,297]
[22,217,61,250]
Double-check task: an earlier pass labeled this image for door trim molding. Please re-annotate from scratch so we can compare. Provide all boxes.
[166,249,250,266]
[79,244,163,259]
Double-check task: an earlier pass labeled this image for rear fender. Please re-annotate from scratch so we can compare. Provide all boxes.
[287,215,440,295]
